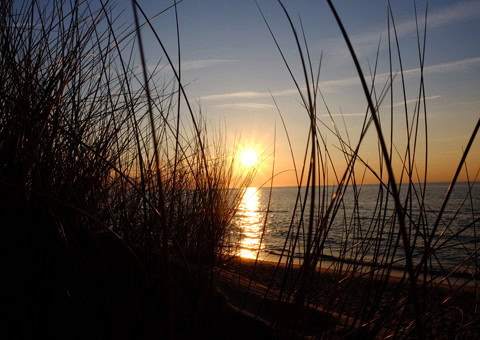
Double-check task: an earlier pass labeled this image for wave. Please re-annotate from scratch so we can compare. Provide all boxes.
[262,249,475,280]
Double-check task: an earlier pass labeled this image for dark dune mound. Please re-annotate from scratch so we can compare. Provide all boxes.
[2,197,275,339]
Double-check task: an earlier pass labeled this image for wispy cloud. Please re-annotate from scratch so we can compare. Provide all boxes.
[201,57,480,101]
[322,1,480,65]
[201,88,298,101]
[181,59,238,71]
[319,112,366,118]
[321,57,480,91]
[150,59,238,73]
[389,95,441,108]
[325,95,442,118]
[404,57,480,75]
[402,1,480,32]
[213,103,275,110]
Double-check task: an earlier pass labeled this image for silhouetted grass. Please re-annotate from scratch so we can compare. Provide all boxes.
[1,0,254,338]
[245,1,480,338]
[2,0,479,339]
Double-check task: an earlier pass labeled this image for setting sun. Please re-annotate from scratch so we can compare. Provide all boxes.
[240,149,257,167]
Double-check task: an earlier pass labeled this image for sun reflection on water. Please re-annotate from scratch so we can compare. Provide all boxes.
[237,187,264,259]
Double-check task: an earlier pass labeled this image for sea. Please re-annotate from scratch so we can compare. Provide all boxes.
[232,182,480,278]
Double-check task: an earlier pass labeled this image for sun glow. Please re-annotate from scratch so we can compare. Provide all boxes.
[240,149,257,167]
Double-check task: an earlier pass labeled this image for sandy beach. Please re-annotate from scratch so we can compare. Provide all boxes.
[215,256,479,338]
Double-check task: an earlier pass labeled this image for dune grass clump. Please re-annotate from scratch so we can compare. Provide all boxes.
[1,0,253,338]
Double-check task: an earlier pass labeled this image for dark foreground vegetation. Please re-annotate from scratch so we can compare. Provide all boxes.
[1,0,479,339]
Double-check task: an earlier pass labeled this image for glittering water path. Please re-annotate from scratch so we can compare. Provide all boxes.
[233,183,480,276]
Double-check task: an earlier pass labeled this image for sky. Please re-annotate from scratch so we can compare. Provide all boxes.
[119,0,480,187]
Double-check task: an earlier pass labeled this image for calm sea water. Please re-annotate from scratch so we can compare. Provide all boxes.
[233,182,480,276]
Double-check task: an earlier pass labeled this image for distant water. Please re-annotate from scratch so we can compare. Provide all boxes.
[233,182,480,277]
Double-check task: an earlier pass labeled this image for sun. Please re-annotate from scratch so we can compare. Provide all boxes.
[240,149,257,167]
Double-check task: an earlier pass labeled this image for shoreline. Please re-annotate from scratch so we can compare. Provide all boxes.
[222,255,478,294]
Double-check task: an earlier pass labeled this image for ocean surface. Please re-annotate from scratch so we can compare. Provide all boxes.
[232,182,480,277]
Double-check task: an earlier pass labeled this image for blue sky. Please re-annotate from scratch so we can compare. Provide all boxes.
[121,0,480,186]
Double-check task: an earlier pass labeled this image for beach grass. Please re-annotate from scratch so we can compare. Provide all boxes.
[1,0,479,339]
